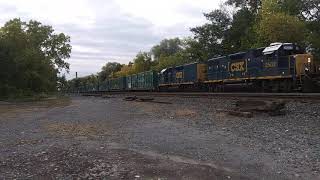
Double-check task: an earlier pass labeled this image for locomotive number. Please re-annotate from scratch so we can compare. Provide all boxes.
[264,62,276,68]
[230,61,245,72]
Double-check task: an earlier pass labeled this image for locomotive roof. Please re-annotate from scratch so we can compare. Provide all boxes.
[208,47,265,62]
[229,51,247,57]
[161,62,199,73]
[160,68,169,73]
[208,56,227,61]
[263,43,293,55]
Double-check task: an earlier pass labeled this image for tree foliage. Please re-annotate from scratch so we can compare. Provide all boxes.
[255,0,306,46]
[98,62,122,81]
[133,52,152,73]
[302,0,320,59]
[0,19,71,97]
[151,38,183,61]
[226,0,261,12]
[224,8,257,52]
[114,62,135,77]
[190,10,232,61]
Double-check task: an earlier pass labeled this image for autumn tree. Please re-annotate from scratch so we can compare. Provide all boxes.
[114,62,135,77]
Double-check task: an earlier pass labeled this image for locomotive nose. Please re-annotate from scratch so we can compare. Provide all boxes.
[293,54,315,75]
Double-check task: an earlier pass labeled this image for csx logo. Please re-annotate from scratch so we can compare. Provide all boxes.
[230,61,245,72]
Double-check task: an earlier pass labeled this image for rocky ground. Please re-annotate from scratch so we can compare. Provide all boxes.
[0,95,319,180]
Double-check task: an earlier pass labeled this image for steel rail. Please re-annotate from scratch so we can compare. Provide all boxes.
[78,92,320,100]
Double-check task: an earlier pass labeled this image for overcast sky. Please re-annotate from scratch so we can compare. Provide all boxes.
[0,0,223,79]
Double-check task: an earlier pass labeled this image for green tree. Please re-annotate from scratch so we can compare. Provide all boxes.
[0,18,71,97]
[151,38,183,61]
[190,9,231,61]
[224,8,257,52]
[278,0,304,16]
[57,75,67,92]
[226,0,261,13]
[301,0,319,21]
[133,52,152,73]
[98,62,122,81]
[301,0,320,59]
[255,0,306,46]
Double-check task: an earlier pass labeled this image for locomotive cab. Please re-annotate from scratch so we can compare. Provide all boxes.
[263,42,316,76]
[263,42,320,92]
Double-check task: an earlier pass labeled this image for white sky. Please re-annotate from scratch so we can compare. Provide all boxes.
[0,0,223,79]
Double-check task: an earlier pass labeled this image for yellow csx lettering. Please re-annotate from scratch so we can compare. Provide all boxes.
[230,61,245,72]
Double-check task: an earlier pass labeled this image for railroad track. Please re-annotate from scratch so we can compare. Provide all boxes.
[78,92,320,100]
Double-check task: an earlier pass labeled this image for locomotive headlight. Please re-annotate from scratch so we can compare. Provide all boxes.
[308,58,311,63]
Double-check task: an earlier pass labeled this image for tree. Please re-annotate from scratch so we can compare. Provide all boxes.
[114,63,135,77]
[0,18,71,97]
[98,62,122,81]
[190,9,231,61]
[57,75,67,92]
[226,0,261,13]
[301,0,320,21]
[278,0,304,17]
[151,38,183,61]
[301,0,320,59]
[255,0,306,46]
[224,8,257,52]
[133,52,152,73]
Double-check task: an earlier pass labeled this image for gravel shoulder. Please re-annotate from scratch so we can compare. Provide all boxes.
[0,95,319,179]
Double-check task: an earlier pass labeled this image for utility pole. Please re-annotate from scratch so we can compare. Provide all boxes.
[75,72,79,93]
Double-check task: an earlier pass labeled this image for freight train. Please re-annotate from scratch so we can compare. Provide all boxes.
[74,43,320,93]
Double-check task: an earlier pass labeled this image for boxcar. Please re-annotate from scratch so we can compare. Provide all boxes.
[126,71,158,91]
[159,62,207,88]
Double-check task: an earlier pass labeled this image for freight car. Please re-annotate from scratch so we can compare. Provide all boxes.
[84,71,158,92]
[126,70,158,91]
[108,77,127,91]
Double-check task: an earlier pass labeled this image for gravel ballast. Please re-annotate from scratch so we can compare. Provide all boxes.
[0,96,319,179]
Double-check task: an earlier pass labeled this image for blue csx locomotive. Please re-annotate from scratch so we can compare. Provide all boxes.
[77,43,320,93]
